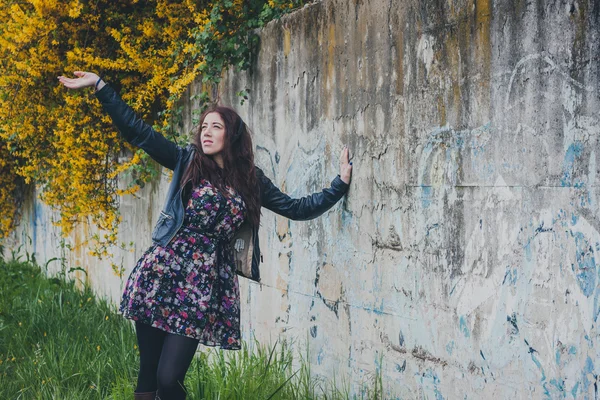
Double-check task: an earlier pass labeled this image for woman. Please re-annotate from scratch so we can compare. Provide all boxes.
[58,71,352,400]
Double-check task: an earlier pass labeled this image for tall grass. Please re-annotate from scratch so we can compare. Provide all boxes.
[0,258,383,399]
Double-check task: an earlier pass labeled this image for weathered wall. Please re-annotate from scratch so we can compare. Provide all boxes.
[7,0,600,397]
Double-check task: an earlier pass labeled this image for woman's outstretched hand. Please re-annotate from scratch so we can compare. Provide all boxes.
[340,145,352,185]
[57,71,104,91]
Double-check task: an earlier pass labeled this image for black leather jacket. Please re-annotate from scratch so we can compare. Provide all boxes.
[95,84,349,283]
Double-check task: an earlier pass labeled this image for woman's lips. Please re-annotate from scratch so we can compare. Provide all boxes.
[203,141,213,145]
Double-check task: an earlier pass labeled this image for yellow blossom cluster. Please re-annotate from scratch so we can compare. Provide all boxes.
[0,145,18,235]
[0,0,304,262]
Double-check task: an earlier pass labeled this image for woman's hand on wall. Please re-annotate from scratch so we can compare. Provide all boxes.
[57,71,105,91]
[340,145,352,185]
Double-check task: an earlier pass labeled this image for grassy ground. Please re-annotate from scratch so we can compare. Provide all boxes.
[0,257,382,399]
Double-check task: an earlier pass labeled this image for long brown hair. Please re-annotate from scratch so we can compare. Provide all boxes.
[181,106,261,227]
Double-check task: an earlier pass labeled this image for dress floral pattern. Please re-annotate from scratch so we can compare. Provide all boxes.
[119,178,246,350]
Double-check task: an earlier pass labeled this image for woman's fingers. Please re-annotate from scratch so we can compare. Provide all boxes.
[57,76,83,89]
[57,71,98,89]
[339,145,352,185]
[339,146,349,165]
[340,146,349,164]
[57,77,74,87]
[58,76,76,84]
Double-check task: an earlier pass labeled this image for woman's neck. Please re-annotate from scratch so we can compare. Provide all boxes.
[213,154,224,169]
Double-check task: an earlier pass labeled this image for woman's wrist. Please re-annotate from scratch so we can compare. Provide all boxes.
[95,78,106,92]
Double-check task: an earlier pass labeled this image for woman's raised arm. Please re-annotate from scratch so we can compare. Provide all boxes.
[258,147,352,220]
[58,71,182,170]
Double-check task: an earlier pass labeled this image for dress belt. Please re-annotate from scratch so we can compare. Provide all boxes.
[183,226,224,241]
[182,226,232,269]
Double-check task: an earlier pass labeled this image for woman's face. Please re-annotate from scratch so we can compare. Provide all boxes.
[200,112,226,156]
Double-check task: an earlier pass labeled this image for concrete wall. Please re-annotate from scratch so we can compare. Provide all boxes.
[6,0,600,397]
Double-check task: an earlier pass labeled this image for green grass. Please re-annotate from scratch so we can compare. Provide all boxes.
[0,257,383,399]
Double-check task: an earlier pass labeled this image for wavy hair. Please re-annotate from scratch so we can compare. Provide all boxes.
[181,106,261,227]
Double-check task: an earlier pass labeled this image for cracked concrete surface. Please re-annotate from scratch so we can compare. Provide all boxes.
[215,0,600,397]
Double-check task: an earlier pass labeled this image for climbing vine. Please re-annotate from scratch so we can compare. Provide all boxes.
[0,0,306,274]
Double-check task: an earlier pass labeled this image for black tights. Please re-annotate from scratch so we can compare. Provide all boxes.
[135,321,200,399]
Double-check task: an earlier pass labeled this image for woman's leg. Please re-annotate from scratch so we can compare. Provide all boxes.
[135,321,167,393]
[156,333,200,400]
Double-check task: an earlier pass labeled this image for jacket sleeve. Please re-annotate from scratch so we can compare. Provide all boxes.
[95,84,181,170]
[257,167,349,220]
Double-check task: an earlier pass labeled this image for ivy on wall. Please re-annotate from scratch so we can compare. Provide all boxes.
[0,0,306,273]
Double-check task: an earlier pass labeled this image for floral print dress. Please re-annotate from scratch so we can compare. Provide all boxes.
[119,178,246,350]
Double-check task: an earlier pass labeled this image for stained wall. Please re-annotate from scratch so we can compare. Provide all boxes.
[7,0,600,397]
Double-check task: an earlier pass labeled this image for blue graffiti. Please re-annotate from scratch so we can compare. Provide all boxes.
[506,313,519,335]
[549,378,565,396]
[459,316,470,338]
[396,360,406,373]
[572,232,596,297]
[525,338,549,397]
[581,356,596,396]
[446,341,455,356]
[317,347,324,365]
[571,381,579,398]
[595,290,600,323]
[561,142,584,187]
[530,349,550,396]
[530,352,545,380]
[502,267,518,286]
[571,213,579,226]
[420,369,444,400]
[470,122,491,157]
[524,242,532,262]
[422,186,432,209]
[371,299,385,316]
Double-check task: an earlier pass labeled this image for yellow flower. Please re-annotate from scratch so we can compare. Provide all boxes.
[0,0,299,257]
[105,315,109,320]
[44,332,47,336]
[96,345,101,351]
[18,322,22,327]
[68,0,83,18]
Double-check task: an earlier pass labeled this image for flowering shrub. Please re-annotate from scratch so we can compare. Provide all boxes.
[0,0,304,272]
